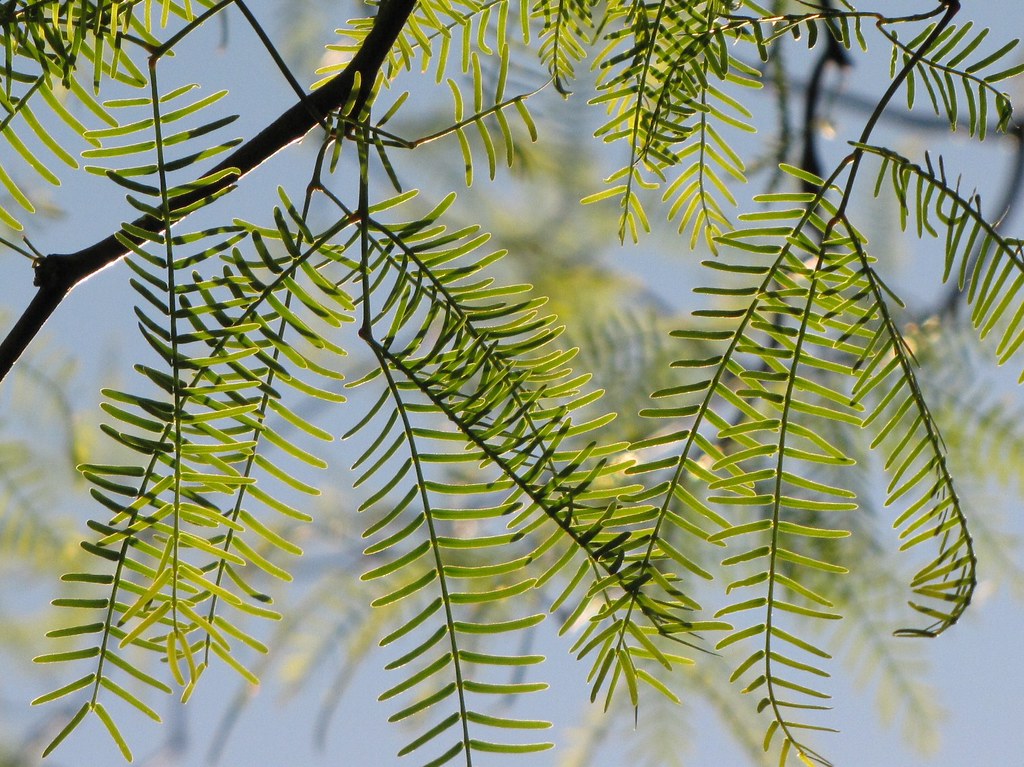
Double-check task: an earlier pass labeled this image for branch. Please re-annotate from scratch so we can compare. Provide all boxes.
[798,0,852,192]
[0,0,418,386]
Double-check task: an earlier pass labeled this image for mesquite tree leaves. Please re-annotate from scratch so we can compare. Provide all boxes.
[0,1,1022,765]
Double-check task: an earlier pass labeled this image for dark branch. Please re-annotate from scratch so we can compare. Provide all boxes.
[0,0,418,386]
[799,0,852,192]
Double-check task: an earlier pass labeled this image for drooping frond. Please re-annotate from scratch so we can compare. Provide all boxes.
[614,164,977,762]
[846,242,975,639]
[534,0,595,93]
[866,145,1024,374]
[31,71,341,759]
[342,148,658,762]
[584,0,759,244]
[406,49,542,186]
[325,0,530,91]
[638,194,863,764]
[880,19,1020,138]
[0,1,231,228]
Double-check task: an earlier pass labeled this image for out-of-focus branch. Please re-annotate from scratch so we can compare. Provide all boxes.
[799,0,852,192]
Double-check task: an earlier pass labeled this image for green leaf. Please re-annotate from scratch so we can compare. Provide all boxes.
[41,703,90,759]
[93,703,133,762]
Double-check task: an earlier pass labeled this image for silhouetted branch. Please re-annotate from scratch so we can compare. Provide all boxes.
[799,0,852,192]
[0,0,418,386]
